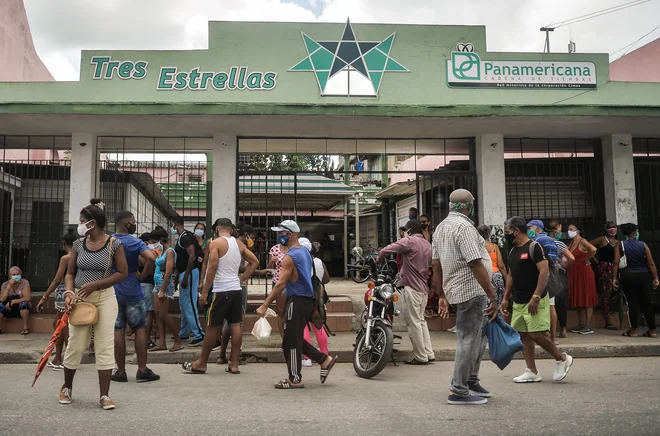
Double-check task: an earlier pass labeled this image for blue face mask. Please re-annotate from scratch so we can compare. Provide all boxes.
[170,226,178,235]
[11,275,21,282]
[194,229,205,238]
[278,234,290,246]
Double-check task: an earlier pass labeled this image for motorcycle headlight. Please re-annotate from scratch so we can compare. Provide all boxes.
[378,284,394,300]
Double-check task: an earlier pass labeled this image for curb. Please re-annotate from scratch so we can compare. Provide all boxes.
[5,343,660,365]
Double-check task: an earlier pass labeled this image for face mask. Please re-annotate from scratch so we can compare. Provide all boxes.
[527,229,537,239]
[148,243,163,253]
[170,226,178,235]
[247,238,254,249]
[278,234,290,246]
[505,232,516,245]
[607,228,617,236]
[421,223,429,230]
[194,229,205,238]
[11,275,21,282]
[126,223,136,235]
[568,230,578,239]
[555,232,564,240]
[77,221,93,236]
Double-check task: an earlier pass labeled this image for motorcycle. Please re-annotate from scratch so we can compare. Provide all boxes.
[348,246,398,284]
[353,257,402,379]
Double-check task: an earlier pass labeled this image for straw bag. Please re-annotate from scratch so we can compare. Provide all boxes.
[70,237,115,327]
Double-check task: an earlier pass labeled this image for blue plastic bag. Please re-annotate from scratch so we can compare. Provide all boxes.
[482,314,524,370]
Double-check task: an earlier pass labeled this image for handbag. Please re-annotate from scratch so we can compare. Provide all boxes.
[618,241,628,269]
[69,237,115,327]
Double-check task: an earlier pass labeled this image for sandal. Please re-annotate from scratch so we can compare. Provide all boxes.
[274,379,304,389]
[182,362,206,374]
[21,329,30,335]
[225,367,241,375]
[642,331,657,338]
[320,355,338,384]
[148,346,167,352]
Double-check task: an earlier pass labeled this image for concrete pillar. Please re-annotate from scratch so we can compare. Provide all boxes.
[601,134,637,225]
[475,133,506,245]
[211,133,238,223]
[68,133,98,224]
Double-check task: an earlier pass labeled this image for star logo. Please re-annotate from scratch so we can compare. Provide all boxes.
[290,19,409,97]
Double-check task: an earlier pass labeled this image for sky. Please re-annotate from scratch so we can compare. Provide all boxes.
[23,0,660,81]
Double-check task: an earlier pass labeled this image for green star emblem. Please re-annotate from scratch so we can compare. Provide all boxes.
[290,19,408,96]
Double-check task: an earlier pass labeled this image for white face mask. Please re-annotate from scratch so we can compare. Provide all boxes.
[568,230,578,239]
[77,221,93,236]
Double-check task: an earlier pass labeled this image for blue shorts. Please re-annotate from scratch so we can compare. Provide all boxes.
[115,300,147,331]
[141,283,155,312]
[153,282,176,299]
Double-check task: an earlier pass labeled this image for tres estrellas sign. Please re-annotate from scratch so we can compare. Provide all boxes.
[90,56,277,91]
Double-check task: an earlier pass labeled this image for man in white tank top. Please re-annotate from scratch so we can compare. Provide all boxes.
[182,218,258,375]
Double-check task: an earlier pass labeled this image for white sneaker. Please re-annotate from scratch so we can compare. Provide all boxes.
[553,353,573,382]
[513,368,542,383]
[302,359,312,367]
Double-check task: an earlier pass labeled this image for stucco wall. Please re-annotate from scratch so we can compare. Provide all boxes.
[0,0,53,82]
[610,38,660,83]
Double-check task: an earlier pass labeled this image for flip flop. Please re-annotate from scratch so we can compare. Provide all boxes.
[225,368,241,375]
[274,379,304,389]
[182,362,206,374]
[320,355,338,384]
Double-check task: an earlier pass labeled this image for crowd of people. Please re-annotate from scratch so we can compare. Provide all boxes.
[2,189,658,409]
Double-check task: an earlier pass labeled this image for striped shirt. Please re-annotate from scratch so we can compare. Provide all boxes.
[74,237,122,289]
[432,212,492,305]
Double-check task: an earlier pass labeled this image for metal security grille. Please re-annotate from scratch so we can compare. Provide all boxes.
[633,138,660,283]
[504,138,606,237]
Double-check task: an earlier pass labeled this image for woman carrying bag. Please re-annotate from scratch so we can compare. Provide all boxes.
[59,199,128,410]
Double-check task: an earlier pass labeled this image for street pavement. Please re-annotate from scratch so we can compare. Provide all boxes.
[2,357,659,436]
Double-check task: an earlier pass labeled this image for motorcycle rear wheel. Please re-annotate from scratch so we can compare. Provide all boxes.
[353,321,394,379]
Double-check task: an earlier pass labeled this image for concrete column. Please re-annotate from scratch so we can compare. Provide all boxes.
[475,133,506,245]
[601,134,637,224]
[68,133,98,224]
[211,133,238,223]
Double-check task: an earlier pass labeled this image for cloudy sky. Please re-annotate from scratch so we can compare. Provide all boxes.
[24,0,660,81]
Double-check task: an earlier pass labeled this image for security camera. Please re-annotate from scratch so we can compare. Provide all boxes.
[79,142,87,147]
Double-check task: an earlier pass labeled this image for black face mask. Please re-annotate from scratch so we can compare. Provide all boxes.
[505,232,516,245]
[421,223,429,230]
[126,223,137,235]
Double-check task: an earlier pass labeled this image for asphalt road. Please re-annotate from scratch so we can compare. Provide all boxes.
[2,358,659,436]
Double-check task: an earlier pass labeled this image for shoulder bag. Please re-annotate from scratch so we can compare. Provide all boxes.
[70,237,115,326]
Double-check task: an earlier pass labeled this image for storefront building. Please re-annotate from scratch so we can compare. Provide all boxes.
[1,20,660,285]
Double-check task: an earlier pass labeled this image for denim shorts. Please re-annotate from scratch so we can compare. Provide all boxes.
[153,282,176,299]
[141,283,155,312]
[115,299,147,331]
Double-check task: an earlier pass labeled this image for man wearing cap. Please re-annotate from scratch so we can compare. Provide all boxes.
[376,220,434,364]
[432,189,498,405]
[256,220,337,389]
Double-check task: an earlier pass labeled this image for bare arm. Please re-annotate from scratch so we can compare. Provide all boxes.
[468,259,496,300]
[644,243,659,283]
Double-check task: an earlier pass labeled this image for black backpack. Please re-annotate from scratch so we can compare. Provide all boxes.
[310,257,332,335]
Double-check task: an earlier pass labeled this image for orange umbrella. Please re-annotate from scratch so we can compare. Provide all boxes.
[32,313,69,387]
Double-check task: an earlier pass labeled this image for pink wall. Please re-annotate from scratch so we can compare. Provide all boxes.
[610,38,660,83]
[0,0,53,82]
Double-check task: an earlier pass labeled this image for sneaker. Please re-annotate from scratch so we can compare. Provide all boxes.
[211,341,223,352]
[302,358,313,367]
[553,353,574,382]
[513,369,542,383]
[569,325,583,333]
[99,395,116,410]
[578,326,594,335]
[59,386,72,404]
[447,393,487,405]
[136,367,161,382]
[111,370,128,383]
[468,382,491,398]
[188,338,204,347]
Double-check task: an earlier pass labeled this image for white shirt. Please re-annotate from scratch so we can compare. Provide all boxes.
[213,236,242,292]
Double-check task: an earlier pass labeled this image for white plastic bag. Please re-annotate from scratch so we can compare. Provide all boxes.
[251,317,272,340]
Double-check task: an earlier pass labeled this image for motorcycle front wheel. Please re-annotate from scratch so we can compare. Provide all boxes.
[353,320,394,379]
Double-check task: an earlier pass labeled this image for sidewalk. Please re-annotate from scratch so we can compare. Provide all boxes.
[2,328,658,365]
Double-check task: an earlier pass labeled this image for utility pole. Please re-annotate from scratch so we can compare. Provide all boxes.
[540,27,555,53]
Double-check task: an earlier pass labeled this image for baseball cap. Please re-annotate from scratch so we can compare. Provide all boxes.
[527,219,544,230]
[299,237,312,252]
[271,220,300,233]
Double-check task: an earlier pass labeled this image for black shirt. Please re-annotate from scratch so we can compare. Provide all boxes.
[508,240,547,304]
[175,230,203,273]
